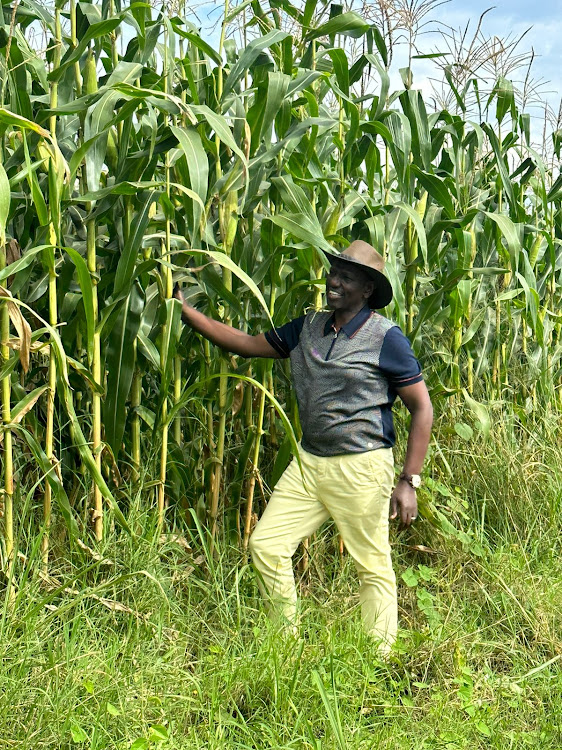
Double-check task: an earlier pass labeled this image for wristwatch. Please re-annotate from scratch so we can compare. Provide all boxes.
[399,472,422,489]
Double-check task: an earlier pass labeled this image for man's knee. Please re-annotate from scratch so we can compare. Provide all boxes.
[249,529,290,568]
[248,529,263,561]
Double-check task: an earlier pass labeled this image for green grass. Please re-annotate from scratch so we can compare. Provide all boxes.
[2,407,562,749]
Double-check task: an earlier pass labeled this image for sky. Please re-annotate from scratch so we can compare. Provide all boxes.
[413,0,562,119]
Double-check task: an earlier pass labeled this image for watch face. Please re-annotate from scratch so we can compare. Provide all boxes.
[411,474,422,489]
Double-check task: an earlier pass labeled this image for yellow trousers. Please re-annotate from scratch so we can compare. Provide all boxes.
[249,446,397,653]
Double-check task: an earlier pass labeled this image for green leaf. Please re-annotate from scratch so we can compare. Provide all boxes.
[365,54,389,120]
[515,271,539,332]
[444,66,466,113]
[0,107,50,138]
[82,64,143,191]
[393,202,428,269]
[454,422,474,441]
[10,424,79,538]
[270,214,333,255]
[271,175,317,221]
[412,166,456,219]
[4,296,131,535]
[481,124,515,211]
[67,100,141,181]
[286,68,323,97]
[139,331,160,372]
[462,390,491,438]
[222,30,290,99]
[69,720,89,743]
[149,724,168,741]
[64,247,95,366]
[104,285,144,458]
[401,567,419,587]
[250,117,334,169]
[461,308,486,345]
[106,702,120,717]
[188,249,274,327]
[259,72,291,148]
[107,61,144,87]
[0,354,18,381]
[165,374,300,476]
[84,90,120,191]
[311,668,346,750]
[0,162,10,245]
[170,125,208,244]
[190,104,247,167]
[114,191,160,297]
[476,721,491,737]
[225,0,254,22]
[326,48,349,97]
[22,133,48,226]
[9,385,48,424]
[303,0,316,27]
[483,211,521,274]
[159,298,182,399]
[546,171,562,203]
[66,355,104,395]
[48,16,124,82]
[169,24,222,64]
[400,90,431,170]
[492,76,514,125]
[305,12,369,41]
[369,26,388,67]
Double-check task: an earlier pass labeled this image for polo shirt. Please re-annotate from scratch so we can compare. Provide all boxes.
[265,305,423,457]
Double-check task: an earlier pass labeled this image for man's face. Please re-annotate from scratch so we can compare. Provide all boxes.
[326,260,373,313]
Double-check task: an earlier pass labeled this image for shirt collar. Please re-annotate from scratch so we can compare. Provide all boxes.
[323,305,372,338]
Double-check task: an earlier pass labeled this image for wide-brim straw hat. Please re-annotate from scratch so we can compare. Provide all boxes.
[322,240,393,309]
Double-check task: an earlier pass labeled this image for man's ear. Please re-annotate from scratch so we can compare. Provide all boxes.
[364,279,375,299]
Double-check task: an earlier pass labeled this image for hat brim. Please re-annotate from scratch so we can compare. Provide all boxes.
[322,249,393,309]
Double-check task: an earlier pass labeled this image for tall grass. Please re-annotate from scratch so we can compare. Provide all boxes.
[1,405,561,748]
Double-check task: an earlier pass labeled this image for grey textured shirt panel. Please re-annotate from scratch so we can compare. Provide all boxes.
[265,307,422,457]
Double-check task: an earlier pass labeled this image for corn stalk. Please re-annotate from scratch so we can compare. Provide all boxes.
[41,6,62,564]
[0,163,14,598]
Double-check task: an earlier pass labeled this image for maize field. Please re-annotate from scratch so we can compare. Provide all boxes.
[1,0,561,580]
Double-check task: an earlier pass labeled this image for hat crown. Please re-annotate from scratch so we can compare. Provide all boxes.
[338,240,385,274]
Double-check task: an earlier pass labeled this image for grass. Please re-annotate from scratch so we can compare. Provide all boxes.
[1,406,562,749]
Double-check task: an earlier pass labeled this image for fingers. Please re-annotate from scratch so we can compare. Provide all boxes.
[173,281,184,300]
[402,507,415,526]
[391,490,418,527]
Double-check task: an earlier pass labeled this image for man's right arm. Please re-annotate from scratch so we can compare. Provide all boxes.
[178,297,281,359]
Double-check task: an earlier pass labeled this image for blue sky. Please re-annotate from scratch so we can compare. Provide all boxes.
[425,0,562,110]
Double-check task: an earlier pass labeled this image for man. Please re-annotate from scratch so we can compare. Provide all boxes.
[175,240,433,655]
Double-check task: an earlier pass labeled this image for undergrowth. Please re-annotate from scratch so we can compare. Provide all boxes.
[1,406,561,749]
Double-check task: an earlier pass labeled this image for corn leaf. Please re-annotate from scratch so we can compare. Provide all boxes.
[104,284,144,457]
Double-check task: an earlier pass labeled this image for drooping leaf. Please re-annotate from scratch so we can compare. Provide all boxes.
[305,12,369,41]
[113,191,160,297]
[104,284,144,457]
[222,30,290,99]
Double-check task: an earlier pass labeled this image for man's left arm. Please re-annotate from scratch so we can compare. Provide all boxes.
[390,380,433,526]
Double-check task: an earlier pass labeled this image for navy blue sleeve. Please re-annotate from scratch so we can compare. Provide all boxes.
[379,326,423,387]
[264,316,306,359]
